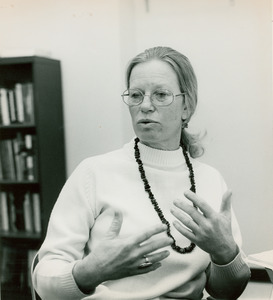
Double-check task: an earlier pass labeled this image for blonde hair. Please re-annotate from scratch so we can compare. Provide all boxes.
[126,46,204,158]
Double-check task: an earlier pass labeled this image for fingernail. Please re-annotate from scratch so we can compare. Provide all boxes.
[184,190,192,197]
[162,224,168,230]
[173,199,179,205]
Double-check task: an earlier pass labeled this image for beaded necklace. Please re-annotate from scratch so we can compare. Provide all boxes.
[134,137,196,254]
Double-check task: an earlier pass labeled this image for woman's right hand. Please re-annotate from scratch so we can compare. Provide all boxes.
[72,211,172,294]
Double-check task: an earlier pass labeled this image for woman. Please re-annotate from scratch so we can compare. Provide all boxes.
[33,46,250,299]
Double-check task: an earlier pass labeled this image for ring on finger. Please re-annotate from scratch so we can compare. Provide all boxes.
[138,255,153,269]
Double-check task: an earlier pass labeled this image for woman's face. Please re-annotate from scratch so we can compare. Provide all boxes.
[129,59,189,150]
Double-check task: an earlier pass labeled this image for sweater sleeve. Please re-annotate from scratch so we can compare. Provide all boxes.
[205,250,251,299]
[205,187,251,298]
[205,173,251,299]
[32,160,97,300]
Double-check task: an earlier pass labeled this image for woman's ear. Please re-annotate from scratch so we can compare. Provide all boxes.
[181,96,191,122]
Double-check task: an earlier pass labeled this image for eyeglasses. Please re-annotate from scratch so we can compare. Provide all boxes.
[121,88,186,107]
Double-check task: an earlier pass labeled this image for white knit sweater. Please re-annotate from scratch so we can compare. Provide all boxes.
[33,139,250,300]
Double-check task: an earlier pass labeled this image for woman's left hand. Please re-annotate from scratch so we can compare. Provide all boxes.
[171,190,238,264]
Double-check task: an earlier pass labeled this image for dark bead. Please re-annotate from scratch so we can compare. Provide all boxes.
[134,137,197,255]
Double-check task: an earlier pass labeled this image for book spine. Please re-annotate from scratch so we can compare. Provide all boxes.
[8,192,18,232]
[0,139,16,180]
[32,193,41,234]
[0,88,11,125]
[15,83,25,123]
[0,191,9,231]
[23,191,34,233]
[7,89,17,123]
[12,137,24,181]
[24,134,35,181]
[22,83,35,124]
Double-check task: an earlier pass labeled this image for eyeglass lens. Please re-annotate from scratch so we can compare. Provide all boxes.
[123,89,174,106]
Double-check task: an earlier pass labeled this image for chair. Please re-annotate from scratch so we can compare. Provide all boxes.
[31,252,42,300]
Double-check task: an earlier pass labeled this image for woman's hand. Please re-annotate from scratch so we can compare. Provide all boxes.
[73,211,172,294]
[171,190,238,265]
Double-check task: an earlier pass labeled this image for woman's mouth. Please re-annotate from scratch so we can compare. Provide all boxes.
[137,119,157,124]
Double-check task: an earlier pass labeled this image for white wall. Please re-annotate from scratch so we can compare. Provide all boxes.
[0,0,125,172]
[0,0,272,255]
[120,0,273,255]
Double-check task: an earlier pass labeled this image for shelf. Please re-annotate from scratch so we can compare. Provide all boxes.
[0,180,39,185]
[0,55,66,300]
[0,230,41,240]
[0,125,36,138]
[0,124,35,129]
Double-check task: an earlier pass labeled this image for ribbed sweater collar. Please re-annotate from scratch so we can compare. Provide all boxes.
[125,138,187,168]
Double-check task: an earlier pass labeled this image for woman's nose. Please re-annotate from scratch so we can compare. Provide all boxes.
[140,94,155,112]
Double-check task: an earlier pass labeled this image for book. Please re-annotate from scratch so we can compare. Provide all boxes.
[26,156,34,181]
[32,193,41,234]
[0,88,10,125]
[7,133,38,181]
[15,83,25,123]
[12,137,24,181]
[0,192,9,231]
[7,192,18,232]
[14,192,25,232]
[7,89,17,123]
[0,83,35,125]
[23,191,34,233]
[22,83,35,124]
[0,139,16,180]
[23,134,37,181]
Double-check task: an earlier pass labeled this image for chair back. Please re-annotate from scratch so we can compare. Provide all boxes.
[31,252,42,300]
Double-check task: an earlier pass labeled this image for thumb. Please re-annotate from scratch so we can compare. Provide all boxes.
[220,190,232,215]
[105,210,123,239]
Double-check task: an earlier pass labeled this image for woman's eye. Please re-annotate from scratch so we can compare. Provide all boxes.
[158,92,167,97]
[130,92,142,99]
[154,91,168,99]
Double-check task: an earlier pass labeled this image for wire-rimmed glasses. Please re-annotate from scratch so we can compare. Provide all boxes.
[122,88,186,107]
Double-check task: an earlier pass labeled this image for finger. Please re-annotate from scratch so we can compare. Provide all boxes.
[105,210,123,239]
[133,224,168,245]
[140,236,172,255]
[147,250,170,263]
[135,251,170,274]
[173,220,196,243]
[137,262,162,274]
[220,190,232,215]
[170,206,199,232]
[137,250,170,267]
[173,199,203,225]
[184,190,214,217]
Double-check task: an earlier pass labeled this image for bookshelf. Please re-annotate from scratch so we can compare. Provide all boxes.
[0,56,66,299]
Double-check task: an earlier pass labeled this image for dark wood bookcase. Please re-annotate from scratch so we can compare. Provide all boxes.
[0,56,66,299]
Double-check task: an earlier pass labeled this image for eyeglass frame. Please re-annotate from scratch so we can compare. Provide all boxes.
[121,88,187,107]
